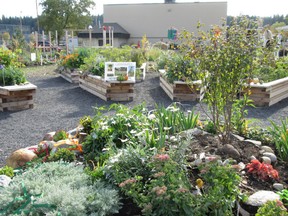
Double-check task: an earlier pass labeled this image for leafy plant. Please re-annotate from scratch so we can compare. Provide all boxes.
[246,159,279,181]
[79,115,92,134]
[53,130,68,142]
[244,127,274,145]
[278,189,288,204]
[231,93,255,135]
[256,200,288,216]
[203,120,217,134]
[82,104,150,162]
[0,166,14,177]
[269,118,288,160]
[198,161,242,215]
[164,52,198,83]
[0,48,23,67]
[0,162,121,215]
[0,65,27,86]
[181,17,260,143]
[105,147,198,216]
[48,148,76,162]
[152,103,199,135]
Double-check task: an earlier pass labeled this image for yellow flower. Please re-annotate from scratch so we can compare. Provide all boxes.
[196,178,204,189]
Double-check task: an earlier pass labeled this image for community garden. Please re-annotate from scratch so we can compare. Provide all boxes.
[0,17,288,215]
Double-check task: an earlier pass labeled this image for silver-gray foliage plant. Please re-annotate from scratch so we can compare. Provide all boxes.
[0,161,120,216]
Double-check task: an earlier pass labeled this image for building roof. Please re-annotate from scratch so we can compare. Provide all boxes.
[78,23,130,39]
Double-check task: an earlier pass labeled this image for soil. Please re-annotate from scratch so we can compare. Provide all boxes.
[185,132,288,195]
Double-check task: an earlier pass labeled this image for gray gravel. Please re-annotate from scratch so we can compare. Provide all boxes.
[1,66,288,167]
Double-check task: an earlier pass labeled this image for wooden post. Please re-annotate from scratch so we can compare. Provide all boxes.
[42,30,45,55]
[49,31,52,56]
[55,30,58,45]
[71,30,74,52]
[65,30,69,54]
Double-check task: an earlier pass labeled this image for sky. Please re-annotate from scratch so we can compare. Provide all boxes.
[0,0,287,18]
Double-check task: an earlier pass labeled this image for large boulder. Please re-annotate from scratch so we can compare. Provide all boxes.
[6,148,38,168]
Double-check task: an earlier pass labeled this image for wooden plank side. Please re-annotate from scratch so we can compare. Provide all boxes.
[60,74,73,83]
[107,93,134,98]
[79,83,108,101]
[160,77,174,95]
[269,89,288,106]
[160,82,174,101]
[1,99,34,108]
[80,79,108,94]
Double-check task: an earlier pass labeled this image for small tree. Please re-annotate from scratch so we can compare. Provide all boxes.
[183,17,260,143]
[2,32,10,46]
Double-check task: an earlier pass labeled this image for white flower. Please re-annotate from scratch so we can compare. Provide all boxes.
[119,138,129,143]
[148,114,156,120]
[130,130,137,134]
[164,127,171,131]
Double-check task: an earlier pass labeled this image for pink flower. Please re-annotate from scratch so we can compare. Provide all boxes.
[154,154,170,161]
[152,186,167,196]
[153,172,166,178]
[177,187,188,193]
[119,178,137,188]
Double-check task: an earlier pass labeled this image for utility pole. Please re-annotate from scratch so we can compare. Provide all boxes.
[36,0,40,33]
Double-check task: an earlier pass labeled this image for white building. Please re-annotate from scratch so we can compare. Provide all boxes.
[104,1,227,45]
[78,1,227,47]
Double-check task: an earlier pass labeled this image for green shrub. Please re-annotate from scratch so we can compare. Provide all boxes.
[53,130,68,142]
[0,166,14,177]
[0,48,23,67]
[0,66,26,86]
[0,162,121,215]
[256,200,288,216]
[48,148,76,162]
[198,161,242,215]
[79,115,93,134]
[105,146,197,216]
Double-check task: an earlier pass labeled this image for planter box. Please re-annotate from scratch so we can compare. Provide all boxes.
[59,68,80,84]
[79,75,134,101]
[0,83,37,111]
[242,77,288,106]
[159,70,205,102]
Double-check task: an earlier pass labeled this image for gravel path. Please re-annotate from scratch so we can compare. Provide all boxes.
[1,65,288,167]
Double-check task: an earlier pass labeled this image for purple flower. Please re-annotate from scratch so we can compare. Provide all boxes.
[0,65,4,70]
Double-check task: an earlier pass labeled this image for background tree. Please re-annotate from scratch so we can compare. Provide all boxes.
[39,0,95,43]
[11,29,27,51]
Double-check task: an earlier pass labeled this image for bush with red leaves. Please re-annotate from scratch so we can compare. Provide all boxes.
[246,159,279,181]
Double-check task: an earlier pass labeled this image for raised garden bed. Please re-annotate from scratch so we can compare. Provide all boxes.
[243,77,288,106]
[0,83,37,111]
[59,68,80,84]
[159,70,205,102]
[79,75,134,101]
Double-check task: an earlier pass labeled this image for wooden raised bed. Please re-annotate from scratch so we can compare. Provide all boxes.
[79,75,134,101]
[242,77,288,106]
[0,83,37,111]
[59,68,80,84]
[159,70,205,102]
